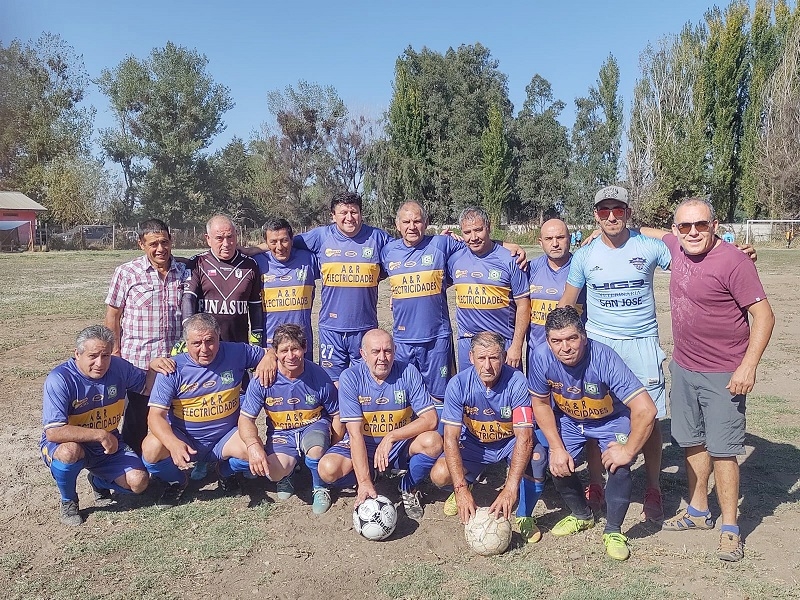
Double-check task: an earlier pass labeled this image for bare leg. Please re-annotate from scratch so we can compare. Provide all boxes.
[642,425,663,491]
[684,445,712,512]
[711,456,739,526]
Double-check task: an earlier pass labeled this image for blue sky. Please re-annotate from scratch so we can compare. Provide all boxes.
[3,0,715,153]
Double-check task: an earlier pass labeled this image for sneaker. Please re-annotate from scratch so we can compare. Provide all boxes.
[717,532,744,562]
[641,487,664,522]
[585,483,605,513]
[218,474,241,496]
[157,481,187,509]
[401,488,424,520]
[603,532,630,561]
[87,473,114,506]
[443,484,472,517]
[276,475,294,500]
[515,516,542,543]
[662,508,714,531]
[190,461,209,481]
[551,515,595,537]
[311,488,332,514]
[59,499,83,526]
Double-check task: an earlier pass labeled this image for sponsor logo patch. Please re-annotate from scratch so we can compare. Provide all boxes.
[203,380,217,388]
[388,261,401,271]
[325,248,341,257]
[345,250,358,257]
[288,397,301,405]
[403,260,417,267]
[376,396,390,405]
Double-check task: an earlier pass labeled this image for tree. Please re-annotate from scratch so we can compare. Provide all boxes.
[480,103,512,227]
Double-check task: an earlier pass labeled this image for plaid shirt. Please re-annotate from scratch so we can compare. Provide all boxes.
[105,255,188,369]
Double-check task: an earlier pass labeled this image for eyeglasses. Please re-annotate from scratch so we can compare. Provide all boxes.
[674,220,712,234]
[596,207,627,220]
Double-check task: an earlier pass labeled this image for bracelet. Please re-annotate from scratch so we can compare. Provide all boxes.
[453,482,468,492]
[246,440,261,449]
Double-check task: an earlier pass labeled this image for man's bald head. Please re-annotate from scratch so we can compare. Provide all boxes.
[360,328,395,381]
[539,218,570,264]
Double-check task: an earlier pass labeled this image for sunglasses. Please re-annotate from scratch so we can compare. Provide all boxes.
[674,220,712,234]
[596,207,627,220]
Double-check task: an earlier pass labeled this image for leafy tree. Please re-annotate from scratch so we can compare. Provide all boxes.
[480,103,512,227]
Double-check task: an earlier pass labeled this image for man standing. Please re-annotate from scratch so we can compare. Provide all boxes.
[448,208,530,371]
[530,307,657,560]
[105,219,189,455]
[318,329,441,521]
[643,198,774,562]
[559,186,671,521]
[430,332,544,543]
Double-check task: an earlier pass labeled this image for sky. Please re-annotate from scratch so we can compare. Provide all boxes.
[2,0,718,154]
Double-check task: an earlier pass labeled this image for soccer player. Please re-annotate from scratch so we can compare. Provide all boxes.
[430,331,545,544]
[141,314,276,507]
[529,307,657,560]
[317,329,442,521]
[640,198,774,561]
[252,218,320,360]
[447,207,530,371]
[40,325,164,525]
[105,218,189,455]
[235,324,342,514]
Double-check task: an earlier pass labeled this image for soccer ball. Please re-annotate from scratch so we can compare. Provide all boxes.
[464,507,512,556]
[353,495,397,541]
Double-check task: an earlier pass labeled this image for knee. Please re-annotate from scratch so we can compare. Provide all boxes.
[317,454,337,483]
[126,470,150,494]
[304,446,324,460]
[140,434,166,464]
[52,442,85,463]
[429,457,451,488]
[418,431,443,457]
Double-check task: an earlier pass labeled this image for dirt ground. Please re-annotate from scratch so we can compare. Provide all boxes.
[0,248,798,600]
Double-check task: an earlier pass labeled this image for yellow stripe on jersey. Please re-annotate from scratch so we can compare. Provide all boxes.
[172,386,241,422]
[389,270,443,299]
[67,399,125,431]
[261,285,314,310]
[531,299,559,326]
[268,406,323,430]
[321,262,380,288]
[464,416,514,443]
[552,392,615,420]
[361,407,413,437]
[454,284,511,309]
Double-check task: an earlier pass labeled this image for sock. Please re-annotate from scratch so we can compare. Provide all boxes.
[142,457,184,485]
[721,524,740,535]
[516,478,545,518]
[304,456,324,490]
[218,459,234,478]
[604,466,633,534]
[228,457,252,475]
[551,472,593,521]
[329,471,357,489]
[687,504,710,517]
[401,453,437,492]
[89,474,132,495]
[50,458,85,502]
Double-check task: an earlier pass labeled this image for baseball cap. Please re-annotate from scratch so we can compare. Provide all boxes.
[594,185,629,206]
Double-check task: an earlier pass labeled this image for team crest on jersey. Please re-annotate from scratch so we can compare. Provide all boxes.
[394,390,406,404]
[585,383,599,395]
[72,397,89,409]
[296,266,308,281]
[235,269,243,278]
[440,366,448,377]
[325,248,341,257]
[388,261,401,271]
[629,257,646,271]
[530,285,543,293]
[107,385,118,398]
[362,247,374,259]
[488,269,501,281]
[305,394,316,405]
[221,370,234,385]
[358,395,371,405]
[615,433,629,445]
[500,406,511,418]
[422,254,433,266]
[455,269,468,279]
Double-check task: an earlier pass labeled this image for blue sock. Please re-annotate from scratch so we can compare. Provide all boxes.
[50,458,85,502]
[401,453,437,492]
[721,524,740,535]
[516,478,545,517]
[329,471,357,489]
[228,457,252,475]
[304,456,324,489]
[142,457,184,485]
[687,504,710,517]
[218,459,234,478]
[89,474,133,495]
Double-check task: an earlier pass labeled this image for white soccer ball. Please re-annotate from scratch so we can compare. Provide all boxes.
[353,495,397,541]
[464,507,512,556]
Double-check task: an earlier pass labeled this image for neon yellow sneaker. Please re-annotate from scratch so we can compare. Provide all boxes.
[551,515,595,537]
[603,532,630,560]
[443,485,472,516]
[515,516,542,543]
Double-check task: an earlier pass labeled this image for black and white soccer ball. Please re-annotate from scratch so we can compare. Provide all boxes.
[353,495,397,541]
[464,507,512,556]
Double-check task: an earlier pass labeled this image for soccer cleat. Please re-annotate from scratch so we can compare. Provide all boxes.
[641,487,664,522]
[585,483,605,513]
[551,515,595,537]
[603,532,630,560]
[311,488,332,514]
[218,474,241,496]
[443,484,472,517]
[662,508,714,531]
[59,499,83,526]
[717,532,744,562]
[276,475,295,500]
[87,473,114,506]
[190,461,209,481]
[157,481,187,509]
[515,516,542,543]
[401,488,424,520]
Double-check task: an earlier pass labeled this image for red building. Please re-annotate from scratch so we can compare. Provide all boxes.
[0,191,47,250]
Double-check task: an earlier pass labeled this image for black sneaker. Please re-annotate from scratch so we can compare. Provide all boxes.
[60,499,83,526]
[218,474,242,496]
[157,481,187,509]
[87,473,114,506]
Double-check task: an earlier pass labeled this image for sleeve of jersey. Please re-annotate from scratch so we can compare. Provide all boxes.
[244,344,266,369]
[293,227,322,253]
[121,359,147,393]
[240,379,265,419]
[510,262,529,299]
[337,370,364,424]
[42,371,70,429]
[605,348,647,405]
[322,382,340,417]
[406,365,434,416]
[104,266,128,308]
[441,377,465,427]
[510,373,534,428]
[565,247,588,289]
[148,372,176,410]
[249,259,263,304]
[526,348,552,399]
[654,238,673,270]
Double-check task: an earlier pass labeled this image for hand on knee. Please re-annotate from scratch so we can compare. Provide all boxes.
[52,442,85,464]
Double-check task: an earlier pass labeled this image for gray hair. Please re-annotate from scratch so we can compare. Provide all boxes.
[183,313,221,340]
[206,214,235,234]
[76,325,115,354]
[396,201,429,224]
[458,207,490,230]
[470,331,506,354]
[674,197,716,223]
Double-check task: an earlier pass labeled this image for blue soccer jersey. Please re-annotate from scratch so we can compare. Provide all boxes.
[527,339,645,421]
[241,360,338,432]
[381,235,463,343]
[441,365,532,448]
[447,243,529,341]
[148,342,264,446]
[338,361,434,449]
[294,224,392,332]
[566,232,671,339]
[253,249,320,348]
[41,357,146,446]
[528,254,586,349]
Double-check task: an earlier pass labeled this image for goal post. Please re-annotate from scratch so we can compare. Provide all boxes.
[744,219,800,244]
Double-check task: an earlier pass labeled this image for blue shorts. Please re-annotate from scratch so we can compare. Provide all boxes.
[325,436,410,471]
[266,419,332,461]
[40,436,145,482]
[172,427,238,463]
[588,333,666,419]
[457,336,518,373]
[318,329,367,381]
[395,336,454,400]
[449,430,549,481]
[559,413,632,460]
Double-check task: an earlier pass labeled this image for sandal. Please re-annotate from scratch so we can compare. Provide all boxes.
[662,508,714,531]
